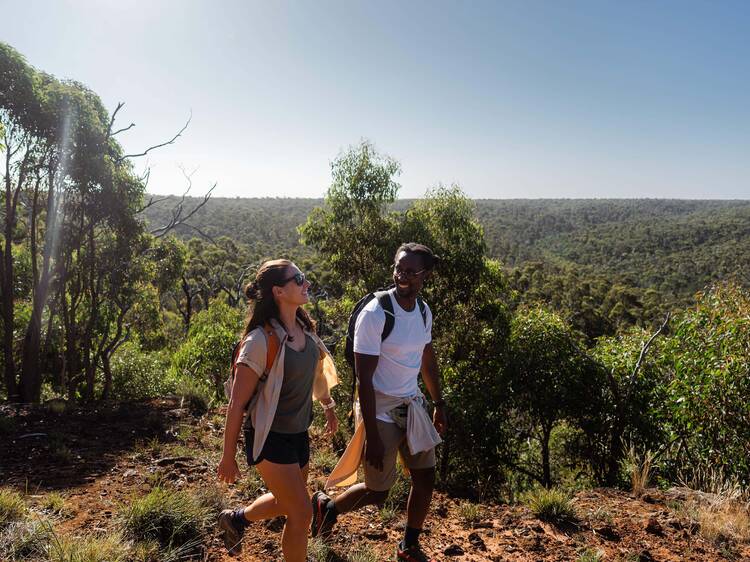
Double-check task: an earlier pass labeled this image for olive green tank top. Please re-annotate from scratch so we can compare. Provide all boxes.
[269,334,320,434]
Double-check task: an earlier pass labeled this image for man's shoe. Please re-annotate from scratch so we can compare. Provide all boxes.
[218,509,244,556]
[396,541,435,562]
[311,491,336,539]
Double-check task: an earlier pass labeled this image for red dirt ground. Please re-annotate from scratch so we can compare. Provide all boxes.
[2,399,748,561]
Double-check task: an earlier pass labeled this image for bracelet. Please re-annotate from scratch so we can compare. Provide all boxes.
[321,398,336,411]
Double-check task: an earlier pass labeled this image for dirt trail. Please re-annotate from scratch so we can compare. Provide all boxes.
[2,400,747,561]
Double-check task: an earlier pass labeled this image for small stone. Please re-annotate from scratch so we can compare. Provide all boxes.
[645,516,663,535]
[444,544,464,556]
[364,530,387,540]
[468,532,487,551]
[594,524,620,541]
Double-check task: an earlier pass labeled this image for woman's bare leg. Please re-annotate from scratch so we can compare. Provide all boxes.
[254,461,312,562]
[242,464,309,521]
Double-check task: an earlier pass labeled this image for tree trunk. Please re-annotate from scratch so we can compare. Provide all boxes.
[541,423,553,488]
[101,353,112,400]
[20,170,59,403]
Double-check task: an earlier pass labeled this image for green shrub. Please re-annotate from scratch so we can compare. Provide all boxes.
[111,342,173,400]
[169,300,242,401]
[524,487,577,524]
[119,487,210,550]
[661,283,750,483]
[0,488,27,527]
[174,377,212,415]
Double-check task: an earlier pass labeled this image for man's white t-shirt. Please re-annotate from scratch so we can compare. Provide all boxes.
[353,290,433,423]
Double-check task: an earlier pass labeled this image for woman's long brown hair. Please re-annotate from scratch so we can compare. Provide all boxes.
[242,259,316,339]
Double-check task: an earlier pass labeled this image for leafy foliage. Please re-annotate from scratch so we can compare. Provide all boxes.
[168,300,242,400]
[661,283,750,484]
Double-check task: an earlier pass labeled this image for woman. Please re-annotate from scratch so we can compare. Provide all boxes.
[217,259,339,561]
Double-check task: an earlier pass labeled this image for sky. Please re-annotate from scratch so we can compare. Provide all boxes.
[2,0,749,199]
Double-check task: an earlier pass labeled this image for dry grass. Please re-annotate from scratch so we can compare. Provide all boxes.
[457,500,486,527]
[695,500,750,544]
[622,444,653,497]
[0,488,27,527]
[668,467,750,546]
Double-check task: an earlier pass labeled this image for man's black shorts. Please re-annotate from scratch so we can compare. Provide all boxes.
[244,427,310,467]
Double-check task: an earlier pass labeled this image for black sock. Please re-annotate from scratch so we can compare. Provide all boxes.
[325,498,339,521]
[231,508,249,530]
[403,526,421,548]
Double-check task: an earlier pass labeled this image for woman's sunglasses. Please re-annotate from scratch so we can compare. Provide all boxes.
[278,272,306,286]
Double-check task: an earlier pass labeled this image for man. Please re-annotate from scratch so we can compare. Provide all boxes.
[312,243,448,562]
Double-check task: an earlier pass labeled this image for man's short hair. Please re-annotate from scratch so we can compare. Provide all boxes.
[394,243,439,271]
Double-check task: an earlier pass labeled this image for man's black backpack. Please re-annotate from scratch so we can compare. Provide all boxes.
[344,288,427,411]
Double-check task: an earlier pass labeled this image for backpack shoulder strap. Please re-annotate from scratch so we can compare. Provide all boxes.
[261,323,280,380]
[374,290,395,341]
[416,297,427,327]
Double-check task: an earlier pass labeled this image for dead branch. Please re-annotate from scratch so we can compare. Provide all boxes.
[116,111,191,163]
[106,102,125,138]
[628,312,670,390]
[147,167,215,238]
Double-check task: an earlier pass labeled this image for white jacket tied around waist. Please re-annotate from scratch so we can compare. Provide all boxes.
[238,318,339,462]
[325,388,442,489]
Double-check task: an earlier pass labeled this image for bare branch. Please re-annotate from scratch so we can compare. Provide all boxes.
[106,102,125,139]
[137,194,171,214]
[116,111,191,162]
[148,177,215,238]
[111,123,135,137]
[629,312,670,385]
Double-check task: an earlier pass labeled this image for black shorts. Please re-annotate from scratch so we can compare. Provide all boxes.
[244,427,310,467]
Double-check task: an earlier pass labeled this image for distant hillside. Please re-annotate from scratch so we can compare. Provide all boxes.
[140,196,750,299]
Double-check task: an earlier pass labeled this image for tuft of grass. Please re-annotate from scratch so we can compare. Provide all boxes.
[384,471,410,511]
[524,487,578,524]
[175,378,212,416]
[457,500,486,527]
[695,501,750,544]
[0,488,27,527]
[133,436,163,461]
[577,547,605,562]
[235,468,264,498]
[312,446,339,473]
[346,543,379,562]
[48,435,74,464]
[195,484,227,517]
[44,530,130,562]
[307,537,331,561]
[129,539,160,562]
[587,506,614,526]
[40,492,68,517]
[378,504,398,525]
[119,487,211,550]
[0,519,49,559]
[622,444,653,497]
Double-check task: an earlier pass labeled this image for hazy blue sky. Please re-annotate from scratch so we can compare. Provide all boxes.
[3,0,749,198]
